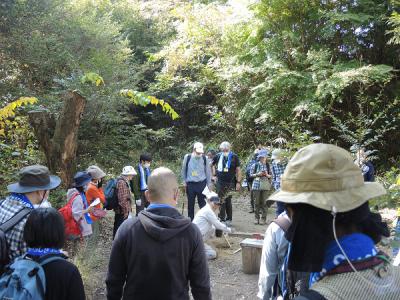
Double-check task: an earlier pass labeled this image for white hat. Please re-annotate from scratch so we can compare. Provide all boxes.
[271,149,283,160]
[121,166,137,176]
[193,142,204,154]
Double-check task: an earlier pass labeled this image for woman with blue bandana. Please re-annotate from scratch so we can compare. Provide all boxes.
[267,144,399,300]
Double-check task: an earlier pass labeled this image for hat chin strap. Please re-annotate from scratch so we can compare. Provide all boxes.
[331,206,392,288]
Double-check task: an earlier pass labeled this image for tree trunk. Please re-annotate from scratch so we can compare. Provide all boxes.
[29,90,86,187]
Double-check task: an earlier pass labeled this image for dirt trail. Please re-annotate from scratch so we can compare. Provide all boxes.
[80,191,275,300]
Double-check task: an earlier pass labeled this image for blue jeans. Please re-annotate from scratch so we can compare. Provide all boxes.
[186,180,207,220]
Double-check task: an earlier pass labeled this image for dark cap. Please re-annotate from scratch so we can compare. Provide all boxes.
[209,196,221,205]
[7,165,61,194]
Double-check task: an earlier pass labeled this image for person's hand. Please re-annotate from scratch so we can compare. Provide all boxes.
[136,199,142,206]
[212,176,218,183]
[86,206,94,213]
[235,182,241,191]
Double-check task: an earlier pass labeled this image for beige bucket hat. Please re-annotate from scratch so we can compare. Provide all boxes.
[268,143,386,213]
[87,165,106,179]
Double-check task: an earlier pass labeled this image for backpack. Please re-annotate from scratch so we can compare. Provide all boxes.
[0,206,32,271]
[185,154,207,178]
[103,178,119,210]
[0,255,64,300]
[246,158,257,182]
[272,215,309,300]
[58,193,81,239]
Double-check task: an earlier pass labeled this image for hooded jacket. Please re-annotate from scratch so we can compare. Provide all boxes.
[106,206,211,300]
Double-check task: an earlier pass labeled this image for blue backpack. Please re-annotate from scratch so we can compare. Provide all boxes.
[104,178,119,210]
[0,255,64,300]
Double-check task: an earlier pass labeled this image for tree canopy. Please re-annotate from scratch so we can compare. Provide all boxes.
[1,0,399,192]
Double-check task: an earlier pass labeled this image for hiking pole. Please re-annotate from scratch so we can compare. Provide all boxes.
[181,201,185,215]
[223,233,232,248]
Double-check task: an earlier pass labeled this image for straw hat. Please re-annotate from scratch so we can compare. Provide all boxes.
[268,143,386,213]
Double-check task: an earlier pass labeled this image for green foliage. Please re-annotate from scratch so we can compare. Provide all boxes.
[119,89,179,120]
[388,11,400,45]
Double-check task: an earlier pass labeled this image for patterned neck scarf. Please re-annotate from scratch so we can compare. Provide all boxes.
[27,248,62,256]
[309,233,378,286]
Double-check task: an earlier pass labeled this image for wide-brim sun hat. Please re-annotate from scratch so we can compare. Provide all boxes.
[86,165,106,179]
[8,165,61,193]
[268,143,386,213]
[73,171,92,187]
[121,166,137,176]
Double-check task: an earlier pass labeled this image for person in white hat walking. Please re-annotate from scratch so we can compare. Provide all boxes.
[267,143,399,300]
[113,166,137,238]
[181,142,212,220]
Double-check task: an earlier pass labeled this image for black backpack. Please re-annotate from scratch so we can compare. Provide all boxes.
[184,154,207,178]
[0,207,32,271]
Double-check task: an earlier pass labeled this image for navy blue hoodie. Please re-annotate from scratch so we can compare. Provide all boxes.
[106,206,211,300]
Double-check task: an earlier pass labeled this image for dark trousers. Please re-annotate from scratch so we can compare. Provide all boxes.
[113,213,126,239]
[135,192,149,216]
[248,179,254,211]
[276,201,285,216]
[217,182,234,221]
[186,180,207,220]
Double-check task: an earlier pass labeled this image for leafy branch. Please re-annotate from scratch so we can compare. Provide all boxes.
[120,89,179,120]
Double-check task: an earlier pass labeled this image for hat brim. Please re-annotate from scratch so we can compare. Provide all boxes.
[92,170,106,179]
[7,175,61,193]
[268,182,386,213]
[73,177,92,188]
[195,148,204,154]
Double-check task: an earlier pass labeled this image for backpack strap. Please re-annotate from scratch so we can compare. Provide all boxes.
[295,289,326,300]
[0,207,32,233]
[39,255,65,266]
[185,154,191,179]
[272,215,291,233]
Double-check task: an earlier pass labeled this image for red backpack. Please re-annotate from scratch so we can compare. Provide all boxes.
[59,193,81,239]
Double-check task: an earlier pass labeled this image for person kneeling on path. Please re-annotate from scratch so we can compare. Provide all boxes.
[0,165,61,268]
[267,143,399,300]
[181,142,212,221]
[193,192,232,260]
[212,141,241,227]
[106,167,211,300]
[250,150,272,225]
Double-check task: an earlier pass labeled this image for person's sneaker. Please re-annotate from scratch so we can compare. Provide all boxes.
[259,220,266,225]
[225,220,232,227]
[248,210,254,213]
[254,220,259,225]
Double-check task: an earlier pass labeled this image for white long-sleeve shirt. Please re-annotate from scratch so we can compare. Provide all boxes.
[193,203,231,240]
[258,213,290,299]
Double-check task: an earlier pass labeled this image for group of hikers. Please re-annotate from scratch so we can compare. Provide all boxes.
[0,141,399,299]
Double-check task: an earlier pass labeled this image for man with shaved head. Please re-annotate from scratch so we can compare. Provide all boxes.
[106,167,211,300]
